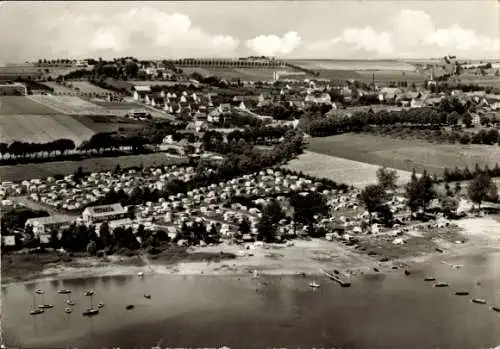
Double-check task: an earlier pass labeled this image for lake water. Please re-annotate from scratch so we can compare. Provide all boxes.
[2,252,500,349]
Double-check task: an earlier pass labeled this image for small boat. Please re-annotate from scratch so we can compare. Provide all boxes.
[308,282,320,288]
[144,294,151,299]
[66,300,75,306]
[424,277,436,282]
[373,267,379,273]
[253,270,258,278]
[472,298,487,304]
[404,270,411,276]
[84,290,94,296]
[126,305,135,310]
[35,289,44,295]
[137,272,144,277]
[455,291,470,296]
[434,282,449,288]
[82,308,99,316]
[57,289,71,294]
[64,307,72,314]
[37,304,54,309]
[30,309,44,315]
[97,302,104,308]
[491,306,500,312]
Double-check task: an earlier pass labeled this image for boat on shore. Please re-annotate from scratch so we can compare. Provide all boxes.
[320,269,351,287]
[491,306,500,312]
[434,282,449,288]
[126,305,135,310]
[424,277,436,282]
[144,294,151,299]
[57,289,71,294]
[37,304,54,309]
[455,291,470,296]
[137,271,144,277]
[472,298,487,304]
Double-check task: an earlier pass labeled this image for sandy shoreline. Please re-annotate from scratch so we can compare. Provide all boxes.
[3,217,500,287]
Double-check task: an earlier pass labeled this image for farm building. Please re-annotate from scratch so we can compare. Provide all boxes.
[0,82,27,96]
[82,203,127,224]
[25,215,76,236]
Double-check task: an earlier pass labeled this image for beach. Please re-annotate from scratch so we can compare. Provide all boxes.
[3,217,500,286]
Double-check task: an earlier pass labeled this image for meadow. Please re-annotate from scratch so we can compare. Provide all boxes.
[290,59,417,71]
[0,114,95,145]
[0,96,58,115]
[0,153,188,182]
[307,133,500,175]
[68,81,112,95]
[284,150,413,188]
[28,95,114,116]
[180,67,288,81]
[39,81,75,94]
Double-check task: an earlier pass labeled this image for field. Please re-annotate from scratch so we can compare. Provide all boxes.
[67,81,112,95]
[356,70,428,83]
[289,60,417,71]
[307,133,500,175]
[0,96,58,115]
[28,95,114,116]
[0,153,188,182]
[86,101,150,117]
[284,150,413,188]
[180,68,295,81]
[39,81,75,94]
[0,114,96,145]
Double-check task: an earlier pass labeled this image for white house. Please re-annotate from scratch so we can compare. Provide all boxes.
[82,203,127,224]
[25,215,76,236]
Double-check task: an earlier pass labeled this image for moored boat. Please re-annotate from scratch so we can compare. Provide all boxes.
[98,302,104,308]
[424,277,436,282]
[35,289,44,295]
[64,307,72,314]
[472,298,487,304]
[84,290,94,296]
[137,271,144,277]
[82,308,99,316]
[57,289,71,294]
[308,282,320,288]
[491,306,500,312]
[66,299,75,306]
[455,291,470,296]
[37,304,54,309]
[433,282,449,288]
[30,309,44,315]
[144,294,151,299]
[126,304,135,310]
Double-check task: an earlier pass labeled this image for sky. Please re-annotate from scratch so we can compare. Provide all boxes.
[0,1,498,63]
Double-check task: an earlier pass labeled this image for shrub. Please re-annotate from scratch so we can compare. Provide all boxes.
[459,134,471,144]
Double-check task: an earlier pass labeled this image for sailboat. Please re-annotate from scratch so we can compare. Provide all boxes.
[30,293,44,315]
[82,293,99,316]
[37,291,54,309]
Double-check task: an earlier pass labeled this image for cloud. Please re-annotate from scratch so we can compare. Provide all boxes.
[245,31,301,56]
[307,9,499,59]
[0,4,240,60]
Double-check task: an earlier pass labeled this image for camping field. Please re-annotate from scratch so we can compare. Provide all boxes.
[0,153,188,182]
[0,96,58,115]
[284,150,413,188]
[307,133,500,175]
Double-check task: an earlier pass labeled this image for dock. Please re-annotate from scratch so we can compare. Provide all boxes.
[320,269,351,287]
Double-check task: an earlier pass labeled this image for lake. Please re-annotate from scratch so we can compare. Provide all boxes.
[2,252,500,349]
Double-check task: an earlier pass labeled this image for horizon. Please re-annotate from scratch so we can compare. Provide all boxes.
[0,1,499,64]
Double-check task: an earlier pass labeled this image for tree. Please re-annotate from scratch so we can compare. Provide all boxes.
[405,169,436,217]
[376,166,399,191]
[238,217,251,238]
[468,172,498,209]
[454,182,462,195]
[360,184,387,224]
[49,230,60,249]
[257,214,276,243]
[86,240,97,256]
[289,192,329,226]
[99,222,111,247]
[440,196,459,218]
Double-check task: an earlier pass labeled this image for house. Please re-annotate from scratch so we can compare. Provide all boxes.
[186,120,208,133]
[0,82,27,96]
[378,87,402,102]
[305,92,332,105]
[25,215,76,236]
[133,90,148,101]
[82,203,127,224]
[148,94,165,108]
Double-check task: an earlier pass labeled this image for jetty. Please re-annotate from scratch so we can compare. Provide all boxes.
[320,269,351,287]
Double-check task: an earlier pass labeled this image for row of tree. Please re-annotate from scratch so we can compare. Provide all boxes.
[443,163,500,182]
[0,139,75,159]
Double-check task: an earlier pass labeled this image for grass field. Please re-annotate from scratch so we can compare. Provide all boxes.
[289,60,417,71]
[0,153,188,182]
[68,81,112,95]
[284,150,413,188]
[180,67,293,81]
[28,95,114,116]
[0,114,96,145]
[356,70,428,83]
[39,81,75,94]
[307,133,500,175]
[0,96,58,115]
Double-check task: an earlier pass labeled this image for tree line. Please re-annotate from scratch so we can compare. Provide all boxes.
[443,163,500,182]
